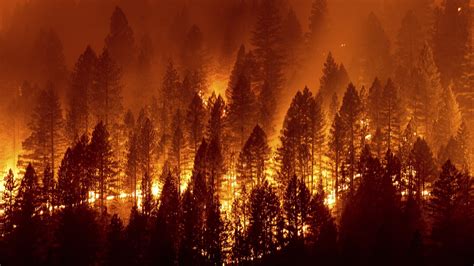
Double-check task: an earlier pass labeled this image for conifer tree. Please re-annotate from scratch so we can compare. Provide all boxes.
[252,0,285,136]
[227,73,257,149]
[179,188,203,265]
[158,61,181,161]
[152,171,180,265]
[21,85,65,175]
[429,160,474,265]
[185,92,206,154]
[12,164,42,266]
[433,85,462,150]
[380,79,404,152]
[248,181,281,259]
[277,87,324,190]
[66,46,97,142]
[358,13,392,83]
[106,214,126,266]
[338,83,362,194]
[32,29,68,87]
[138,117,156,177]
[91,49,123,128]
[319,52,349,104]
[283,175,311,242]
[410,138,436,200]
[433,0,471,86]
[89,122,118,211]
[204,192,224,265]
[105,6,135,69]
[58,148,81,207]
[307,0,328,56]
[2,169,17,236]
[237,125,271,188]
[308,189,338,261]
[367,78,383,132]
[412,43,442,139]
[282,8,303,71]
[141,171,154,217]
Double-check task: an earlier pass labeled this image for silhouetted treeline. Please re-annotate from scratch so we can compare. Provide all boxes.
[1,145,473,265]
[0,0,473,265]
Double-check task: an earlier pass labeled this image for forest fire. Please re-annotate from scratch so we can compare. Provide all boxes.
[0,0,473,265]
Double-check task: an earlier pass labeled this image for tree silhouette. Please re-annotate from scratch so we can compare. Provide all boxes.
[89,122,118,211]
[429,160,474,265]
[21,85,65,175]
[105,6,135,70]
[237,125,271,189]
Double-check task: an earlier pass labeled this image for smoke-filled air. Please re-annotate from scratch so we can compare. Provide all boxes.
[0,0,473,265]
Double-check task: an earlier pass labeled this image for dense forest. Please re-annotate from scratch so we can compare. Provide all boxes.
[0,0,473,265]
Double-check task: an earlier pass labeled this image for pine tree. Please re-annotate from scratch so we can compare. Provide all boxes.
[358,13,392,83]
[328,113,344,201]
[409,138,436,200]
[12,164,42,266]
[396,10,424,68]
[455,121,473,172]
[204,192,224,265]
[158,61,181,160]
[21,85,65,176]
[105,6,135,69]
[40,164,55,215]
[227,72,257,149]
[277,87,324,190]
[91,49,123,128]
[32,29,68,87]
[207,95,225,143]
[138,117,156,177]
[179,188,203,265]
[181,24,207,76]
[338,83,363,194]
[380,79,404,152]
[134,34,154,109]
[237,125,271,188]
[328,92,340,125]
[283,175,311,242]
[395,11,424,92]
[340,149,400,264]
[252,0,285,136]
[456,39,474,127]
[433,0,471,86]
[141,171,154,217]
[106,214,126,266]
[319,52,349,105]
[152,171,179,265]
[124,206,148,265]
[66,46,97,142]
[89,122,118,211]
[248,181,281,259]
[367,78,383,133]
[185,92,206,154]
[400,120,417,186]
[126,130,139,205]
[412,43,442,139]
[307,0,328,57]
[433,85,462,150]
[2,169,17,236]
[429,160,474,265]
[58,148,78,207]
[282,8,303,72]
[307,189,338,262]
[170,110,189,191]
